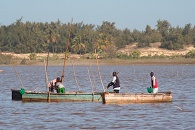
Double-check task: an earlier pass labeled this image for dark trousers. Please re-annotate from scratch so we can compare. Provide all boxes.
[49,87,54,92]
[114,90,119,93]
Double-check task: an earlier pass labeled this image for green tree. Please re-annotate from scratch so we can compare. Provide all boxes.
[72,35,86,54]
[94,33,112,52]
[156,20,170,41]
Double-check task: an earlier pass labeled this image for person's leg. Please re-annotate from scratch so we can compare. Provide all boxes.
[60,88,63,93]
[57,88,60,93]
[62,88,65,93]
[114,90,119,93]
[153,88,158,94]
[51,87,54,92]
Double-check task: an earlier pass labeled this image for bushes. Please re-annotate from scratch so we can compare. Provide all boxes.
[28,53,37,60]
[117,50,141,59]
[20,58,27,65]
[185,50,195,58]
[0,53,13,64]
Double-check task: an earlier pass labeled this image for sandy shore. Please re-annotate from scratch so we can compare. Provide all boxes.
[5,58,194,66]
[1,42,195,66]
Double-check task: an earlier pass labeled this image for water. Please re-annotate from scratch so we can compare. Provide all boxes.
[0,65,195,129]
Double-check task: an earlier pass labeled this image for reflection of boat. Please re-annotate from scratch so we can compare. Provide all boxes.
[11,89,102,102]
[101,91,172,104]
[0,70,3,72]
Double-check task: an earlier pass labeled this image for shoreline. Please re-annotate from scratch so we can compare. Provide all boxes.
[2,58,195,66]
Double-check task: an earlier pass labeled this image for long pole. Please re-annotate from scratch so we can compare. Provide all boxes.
[87,67,94,101]
[44,51,49,91]
[44,43,50,102]
[12,66,24,89]
[61,18,73,83]
[95,49,105,92]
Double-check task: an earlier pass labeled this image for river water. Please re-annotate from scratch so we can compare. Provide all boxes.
[0,65,194,130]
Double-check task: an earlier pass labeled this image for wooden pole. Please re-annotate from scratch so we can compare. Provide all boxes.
[45,47,50,103]
[87,67,94,101]
[44,51,49,92]
[95,49,105,92]
[61,18,73,83]
[12,66,25,89]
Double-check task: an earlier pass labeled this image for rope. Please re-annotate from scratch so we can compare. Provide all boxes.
[89,61,97,91]
[87,67,94,101]
[70,58,80,91]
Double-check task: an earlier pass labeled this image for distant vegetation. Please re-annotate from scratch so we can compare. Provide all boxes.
[0,18,195,57]
[0,53,13,64]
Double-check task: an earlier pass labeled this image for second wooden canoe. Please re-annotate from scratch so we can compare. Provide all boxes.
[102,91,172,104]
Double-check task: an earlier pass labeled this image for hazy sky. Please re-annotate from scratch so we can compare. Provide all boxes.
[1,0,194,31]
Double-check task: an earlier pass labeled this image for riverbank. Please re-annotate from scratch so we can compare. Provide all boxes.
[6,58,195,66]
[1,42,195,66]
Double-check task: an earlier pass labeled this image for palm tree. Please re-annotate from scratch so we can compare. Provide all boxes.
[72,35,85,54]
[44,28,60,53]
[96,33,111,51]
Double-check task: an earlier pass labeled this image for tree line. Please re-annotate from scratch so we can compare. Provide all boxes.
[0,18,195,55]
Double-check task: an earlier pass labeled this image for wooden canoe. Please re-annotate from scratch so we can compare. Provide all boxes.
[11,89,102,102]
[101,91,172,104]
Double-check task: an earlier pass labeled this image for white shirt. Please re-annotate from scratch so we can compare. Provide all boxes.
[56,82,65,88]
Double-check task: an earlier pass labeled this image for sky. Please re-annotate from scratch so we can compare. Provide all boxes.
[0,0,195,31]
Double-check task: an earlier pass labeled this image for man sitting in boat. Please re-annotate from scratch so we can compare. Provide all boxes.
[107,72,120,93]
[56,77,65,93]
[150,72,158,94]
[48,75,65,93]
[48,78,57,92]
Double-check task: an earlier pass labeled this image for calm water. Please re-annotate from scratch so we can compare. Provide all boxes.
[0,65,195,130]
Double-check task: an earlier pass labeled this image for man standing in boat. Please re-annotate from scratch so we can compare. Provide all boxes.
[107,72,120,93]
[150,72,158,93]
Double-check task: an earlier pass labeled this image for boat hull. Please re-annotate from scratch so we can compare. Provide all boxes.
[11,89,22,100]
[102,91,172,104]
[22,91,102,102]
[11,89,102,102]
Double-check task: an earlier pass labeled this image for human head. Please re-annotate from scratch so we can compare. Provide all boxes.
[150,72,154,77]
[113,72,117,76]
[56,77,61,82]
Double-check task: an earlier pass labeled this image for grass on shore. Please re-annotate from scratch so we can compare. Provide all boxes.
[7,57,195,66]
